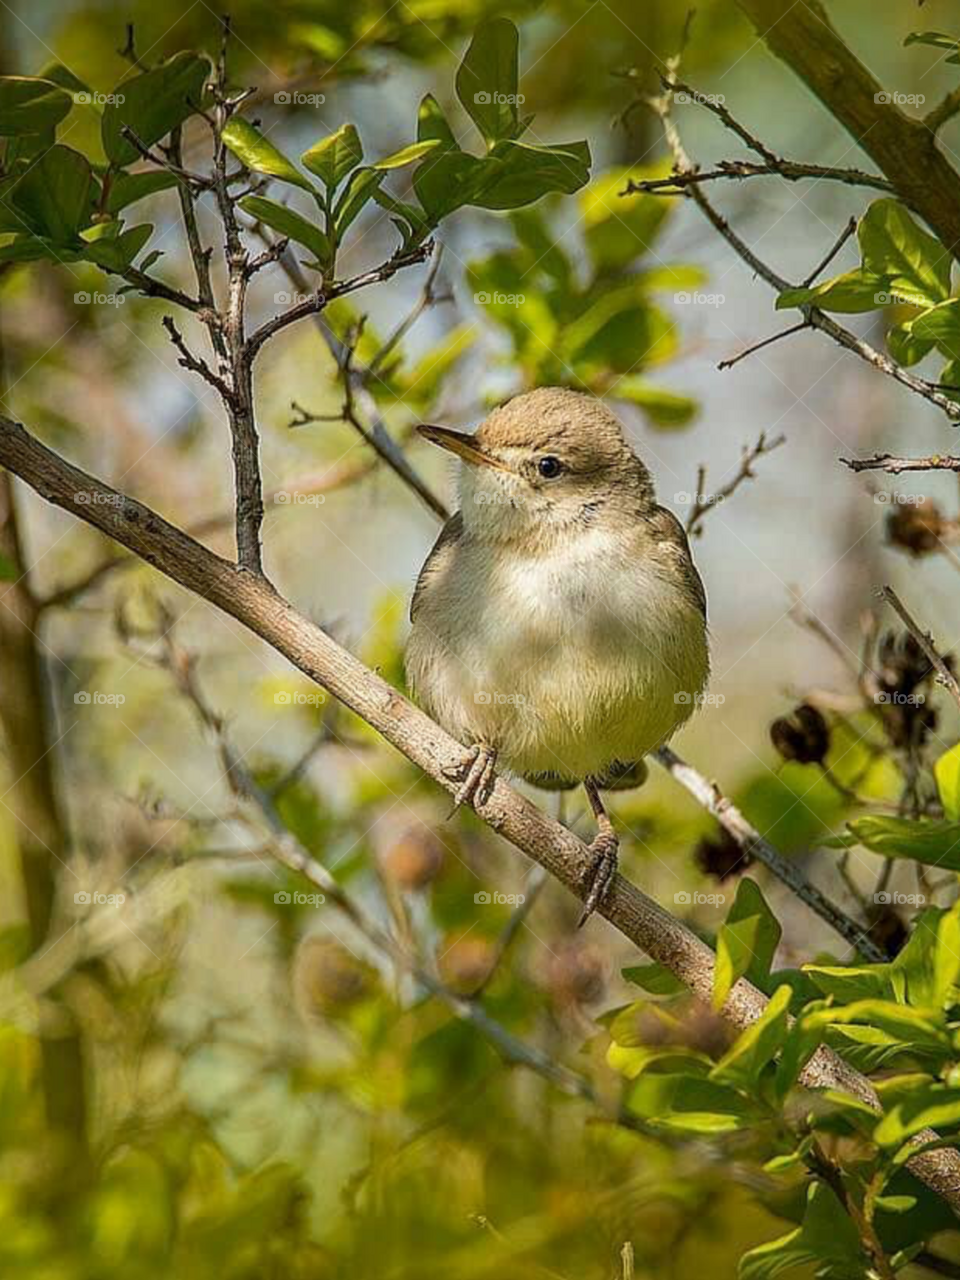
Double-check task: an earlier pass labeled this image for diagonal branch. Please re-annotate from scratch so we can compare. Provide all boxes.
[3,410,960,1214]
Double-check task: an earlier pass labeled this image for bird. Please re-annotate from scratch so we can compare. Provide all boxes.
[405,387,710,924]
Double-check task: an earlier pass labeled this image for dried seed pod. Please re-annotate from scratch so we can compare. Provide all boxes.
[293,937,376,1018]
[695,828,751,881]
[770,703,830,765]
[379,824,446,890]
[885,497,946,558]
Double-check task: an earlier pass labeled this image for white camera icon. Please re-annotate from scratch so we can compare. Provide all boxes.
[274,91,291,103]
[674,891,691,904]
[674,291,691,304]
[474,91,491,103]
[74,292,90,304]
[475,691,491,703]
[474,891,491,903]
[74,891,91,904]
[73,92,92,104]
[274,891,292,903]
[274,291,291,304]
[74,691,91,703]
[875,890,892,904]
[274,691,291,703]
[274,491,291,504]
[875,91,892,104]
[474,291,490,304]
[674,491,691,504]
[674,691,691,704]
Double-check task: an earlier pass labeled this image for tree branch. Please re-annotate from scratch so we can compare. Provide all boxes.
[4,411,960,1214]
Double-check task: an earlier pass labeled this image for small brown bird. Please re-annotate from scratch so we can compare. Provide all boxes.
[406,387,709,922]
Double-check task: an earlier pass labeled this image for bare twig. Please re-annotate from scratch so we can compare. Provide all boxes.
[717,324,808,371]
[803,217,859,287]
[627,161,894,198]
[842,453,960,475]
[877,585,960,716]
[685,432,786,536]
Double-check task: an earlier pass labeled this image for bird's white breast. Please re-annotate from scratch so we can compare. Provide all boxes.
[406,523,709,784]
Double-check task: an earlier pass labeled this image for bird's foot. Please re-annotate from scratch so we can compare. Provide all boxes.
[577,829,619,927]
[444,743,498,814]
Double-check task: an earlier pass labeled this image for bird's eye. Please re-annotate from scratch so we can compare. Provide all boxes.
[537,456,563,479]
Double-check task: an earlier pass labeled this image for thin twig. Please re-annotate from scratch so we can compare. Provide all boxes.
[803,217,859,287]
[842,453,960,475]
[717,323,808,371]
[877,585,960,715]
[685,432,786,536]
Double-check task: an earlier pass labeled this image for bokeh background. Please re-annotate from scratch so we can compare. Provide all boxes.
[3,0,960,1275]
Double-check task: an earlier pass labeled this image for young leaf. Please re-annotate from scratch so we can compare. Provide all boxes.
[858,198,952,305]
[713,878,782,1009]
[102,52,210,167]
[302,124,364,190]
[582,166,671,272]
[911,299,960,359]
[239,195,330,266]
[710,983,792,1090]
[621,963,685,996]
[626,1073,763,1133]
[886,320,935,367]
[455,18,520,146]
[836,815,960,869]
[471,139,591,209]
[417,93,457,150]
[413,149,487,220]
[222,118,315,193]
[876,1082,960,1148]
[0,76,73,136]
[372,139,440,170]
[739,1182,865,1280]
[775,268,888,313]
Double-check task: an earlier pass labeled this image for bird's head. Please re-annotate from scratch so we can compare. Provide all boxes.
[418,388,655,544]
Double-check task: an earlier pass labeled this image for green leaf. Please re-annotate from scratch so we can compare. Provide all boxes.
[621,963,686,996]
[934,908,960,1006]
[333,168,387,238]
[455,18,520,146]
[776,268,888,313]
[607,1043,711,1080]
[0,76,73,136]
[912,299,960,361]
[373,139,440,170]
[887,320,935,367]
[302,123,364,190]
[81,222,153,271]
[876,1082,960,1148]
[802,998,951,1056]
[472,139,591,210]
[626,1073,763,1133]
[905,31,960,52]
[414,149,488,220]
[417,93,457,150]
[239,195,330,266]
[711,984,792,1090]
[803,963,893,1005]
[104,170,178,215]
[713,879,782,1009]
[739,1182,864,1280]
[613,380,697,428]
[102,52,210,167]
[0,233,83,263]
[222,118,315,193]
[839,815,960,869]
[10,144,94,240]
[859,198,952,305]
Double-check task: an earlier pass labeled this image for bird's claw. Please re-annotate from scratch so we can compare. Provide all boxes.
[577,830,619,927]
[446,743,498,814]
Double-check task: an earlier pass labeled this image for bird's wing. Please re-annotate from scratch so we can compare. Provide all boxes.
[643,504,708,622]
[410,511,464,622]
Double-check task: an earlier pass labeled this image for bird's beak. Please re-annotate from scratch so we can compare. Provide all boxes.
[417,424,510,472]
